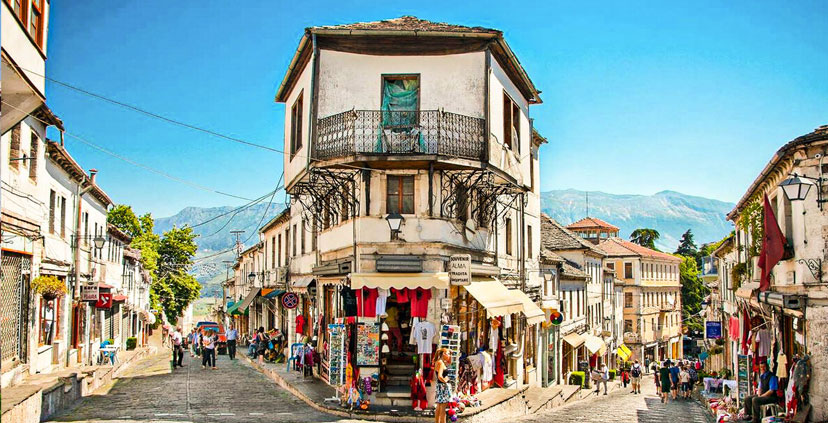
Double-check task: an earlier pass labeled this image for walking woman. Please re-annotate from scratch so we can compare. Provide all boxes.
[433,348,452,423]
[659,360,672,403]
[202,329,217,370]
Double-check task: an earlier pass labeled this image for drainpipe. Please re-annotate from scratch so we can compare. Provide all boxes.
[69,169,95,367]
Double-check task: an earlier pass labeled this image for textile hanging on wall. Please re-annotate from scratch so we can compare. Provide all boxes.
[376,78,424,153]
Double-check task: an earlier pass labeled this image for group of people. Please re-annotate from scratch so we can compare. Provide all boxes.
[167,324,239,371]
[656,358,700,402]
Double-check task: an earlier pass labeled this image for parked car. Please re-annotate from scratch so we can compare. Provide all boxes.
[198,323,227,355]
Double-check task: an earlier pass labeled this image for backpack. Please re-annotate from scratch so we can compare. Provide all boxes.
[631,365,642,378]
[688,368,698,384]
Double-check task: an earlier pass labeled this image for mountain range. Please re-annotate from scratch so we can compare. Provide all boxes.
[156,189,735,296]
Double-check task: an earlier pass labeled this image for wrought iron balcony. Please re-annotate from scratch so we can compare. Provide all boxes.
[314,110,486,162]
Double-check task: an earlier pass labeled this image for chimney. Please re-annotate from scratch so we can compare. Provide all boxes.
[59,131,65,146]
[89,168,98,185]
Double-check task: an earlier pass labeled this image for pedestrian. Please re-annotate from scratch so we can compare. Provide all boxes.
[621,368,629,389]
[433,348,453,423]
[255,327,269,364]
[162,325,169,347]
[679,365,691,399]
[202,329,217,370]
[659,360,672,403]
[226,324,238,360]
[630,359,643,394]
[171,326,184,368]
[599,361,609,395]
[670,360,681,400]
[189,329,198,357]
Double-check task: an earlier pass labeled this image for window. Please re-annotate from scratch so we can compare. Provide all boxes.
[6,0,27,29]
[29,132,38,181]
[624,292,632,308]
[502,92,520,152]
[284,229,290,262]
[277,234,282,267]
[289,93,303,157]
[624,262,633,279]
[311,219,317,252]
[271,237,276,269]
[39,296,59,346]
[783,194,793,242]
[624,319,633,333]
[9,123,22,169]
[529,149,535,192]
[49,190,56,234]
[381,75,420,129]
[527,225,533,259]
[505,218,513,255]
[82,212,89,247]
[29,0,44,48]
[60,196,66,238]
[292,224,297,257]
[301,220,306,255]
[386,175,414,214]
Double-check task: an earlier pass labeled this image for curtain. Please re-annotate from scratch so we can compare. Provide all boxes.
[376,79,423,152]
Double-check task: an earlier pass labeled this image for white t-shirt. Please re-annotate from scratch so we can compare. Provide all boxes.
[409,321,436,354]
[172,331,182,346]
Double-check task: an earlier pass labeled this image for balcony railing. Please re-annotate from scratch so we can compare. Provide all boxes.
[315,110,486,162]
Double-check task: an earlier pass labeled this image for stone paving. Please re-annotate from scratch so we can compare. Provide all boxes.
[46,348,367,423]
[517,377,714,423]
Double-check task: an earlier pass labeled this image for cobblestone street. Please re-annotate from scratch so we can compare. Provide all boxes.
[47,350,361,423]
[518,377,714,423]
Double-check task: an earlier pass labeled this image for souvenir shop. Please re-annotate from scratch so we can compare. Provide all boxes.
[315,272,544,412]
[705,293,813,422]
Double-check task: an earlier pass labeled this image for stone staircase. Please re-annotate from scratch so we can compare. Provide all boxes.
[374,359,417,407]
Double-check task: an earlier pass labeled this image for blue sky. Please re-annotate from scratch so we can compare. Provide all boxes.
[44,1,828,217]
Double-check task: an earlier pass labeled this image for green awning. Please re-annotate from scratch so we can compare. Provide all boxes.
[226,300,248,316]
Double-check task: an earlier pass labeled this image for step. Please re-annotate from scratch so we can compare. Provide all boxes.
[386,374,412,385]
[377,385,410,399]
[386,364,416,376]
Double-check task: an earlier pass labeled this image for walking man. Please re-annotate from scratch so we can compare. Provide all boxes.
[630,359,643,394]
[172,327,184,368]
[226,324,238,360]
[670,360,681,400]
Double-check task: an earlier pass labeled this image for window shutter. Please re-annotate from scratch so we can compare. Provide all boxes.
[10,124,21,168]
[60,197,66,238]
[29,133,38,181]
[49,190,56,234]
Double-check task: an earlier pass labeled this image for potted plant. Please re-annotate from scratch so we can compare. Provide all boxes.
[31,275,67,300]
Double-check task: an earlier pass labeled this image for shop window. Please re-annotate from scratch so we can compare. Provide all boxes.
[386,175,414,214]
[39,296,59,345]
[290,93,303,157]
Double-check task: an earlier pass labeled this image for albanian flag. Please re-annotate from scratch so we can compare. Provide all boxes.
[757,194,786,292]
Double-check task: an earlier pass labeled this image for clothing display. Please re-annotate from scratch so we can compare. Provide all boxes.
[494,340,505,387]
[409,288,431,318]
[340,287,358,317]
[356,288,379,317]
[480,351,493,383]
[503,314,512,329]
[776,352,788,379]
[394,288,409,303]
[410,320,436,354]
[410,373,428,410]
[756,329,772,357]
[296,314,305,335]
[488,326,499,351]
[376,288,389,316]
[729,317,740,341]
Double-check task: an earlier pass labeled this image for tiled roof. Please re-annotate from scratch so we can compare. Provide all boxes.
[561,260,589,279]
[539,249,565,263]
[311,16,500,35]
[598,237,682,262]
[541,214,605,255]
[566,217,619,232]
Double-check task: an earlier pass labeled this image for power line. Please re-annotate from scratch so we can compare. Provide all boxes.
[2,100,254,201]
[243,183,279,245]
[189,187,282,229]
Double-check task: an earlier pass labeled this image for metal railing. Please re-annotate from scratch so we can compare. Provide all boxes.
[315,110,486,162]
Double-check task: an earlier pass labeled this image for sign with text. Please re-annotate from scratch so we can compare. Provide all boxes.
[737,354,750,401]
[449,254,471,286]
[705,321,722,339]
[81,283,99,302]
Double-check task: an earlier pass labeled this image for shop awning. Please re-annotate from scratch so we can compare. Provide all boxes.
[350,272,450,290]
[291,276,315,288]
[262,288,285,299]
[735,282,759,300]
[562,332,585,348]
[583,334,607,355]
[463,279,524,319]
[508,289,545,326]
[617,344,632,362]
[238,288,260,312]
[112,295,128,302]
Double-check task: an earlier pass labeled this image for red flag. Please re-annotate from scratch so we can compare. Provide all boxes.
[757,195,786,292]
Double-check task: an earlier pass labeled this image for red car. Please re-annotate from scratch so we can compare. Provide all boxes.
[199,324,227,355]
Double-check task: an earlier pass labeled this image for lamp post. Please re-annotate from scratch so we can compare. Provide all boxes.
[779,172,826,282]
[385,212,404,240]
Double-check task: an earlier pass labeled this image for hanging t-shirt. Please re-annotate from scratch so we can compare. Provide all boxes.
[409,320,436,354]
[356,288,379,317]
[503,314,512,329]
[340,287,358,317]
[296,314,305,335]
[376,288,389,316]
[757,329,772,357]
[410,288,431,318]
[488,327,499,350]
[393,288,409,303]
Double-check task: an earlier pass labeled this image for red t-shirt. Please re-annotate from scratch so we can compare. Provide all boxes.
[295,314,305,334]
[410,288,431,318]
[356,288,379,317]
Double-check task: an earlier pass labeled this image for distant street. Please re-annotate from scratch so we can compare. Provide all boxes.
[518,377,713,423]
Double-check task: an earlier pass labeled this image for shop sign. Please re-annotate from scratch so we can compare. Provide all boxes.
[96,292,113,309]
[737,354,750,400]
[705,321,722,339]
[81,282,99,302]
[449,254,471,286]
[440,298,452,309]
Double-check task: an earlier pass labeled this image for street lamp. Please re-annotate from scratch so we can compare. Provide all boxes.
[385,212,404,240]
[93,236,106,249]
[247,272,256,284]
[779,174,815,202]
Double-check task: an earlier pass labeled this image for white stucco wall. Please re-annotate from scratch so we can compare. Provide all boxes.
[282,51,314,190]
[1,2,49,95]
[488,57,531,180]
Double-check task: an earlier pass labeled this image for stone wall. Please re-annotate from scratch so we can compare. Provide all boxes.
[806,304,828,422]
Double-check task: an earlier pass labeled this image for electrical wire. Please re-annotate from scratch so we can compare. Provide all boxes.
[2,100,253,201]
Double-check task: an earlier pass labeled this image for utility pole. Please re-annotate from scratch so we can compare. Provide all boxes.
[230,230,244,259]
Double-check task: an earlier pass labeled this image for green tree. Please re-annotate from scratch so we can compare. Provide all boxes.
[675,229,698,257]
[156,226,201,323]
[107,205,142,238]
[629,228,661,250]
[677,254,707,333]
